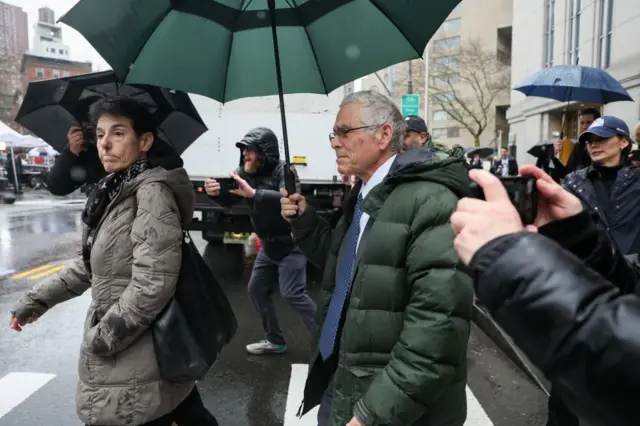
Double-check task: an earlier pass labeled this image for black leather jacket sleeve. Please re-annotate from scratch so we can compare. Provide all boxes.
[46,147,105,196]
[538,211,640,294]
[470,232,640,426]
[252,162,300,211]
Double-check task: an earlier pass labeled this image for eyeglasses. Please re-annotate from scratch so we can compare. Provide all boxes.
[328,124,381,142]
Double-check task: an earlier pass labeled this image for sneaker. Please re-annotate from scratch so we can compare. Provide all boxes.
[246,339,287,355]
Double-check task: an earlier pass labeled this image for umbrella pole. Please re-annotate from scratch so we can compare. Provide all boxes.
[267,0,296,195]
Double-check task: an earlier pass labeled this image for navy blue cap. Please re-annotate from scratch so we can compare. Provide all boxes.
[404,115,428,133]
[578,116,631,143]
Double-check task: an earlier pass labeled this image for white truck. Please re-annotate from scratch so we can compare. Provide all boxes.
[181,90,351,244]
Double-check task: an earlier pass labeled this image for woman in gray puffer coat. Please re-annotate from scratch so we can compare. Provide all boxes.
[9,97,218,426]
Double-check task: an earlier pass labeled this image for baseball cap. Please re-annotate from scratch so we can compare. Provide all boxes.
[404,115,428,134]
[578,116,631,143]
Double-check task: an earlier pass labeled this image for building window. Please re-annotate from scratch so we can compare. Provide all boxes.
[441,18,461,32]
[433,36,461,50]
[62,70,71,77]
[432,127,460,139]
[35,67,44,78]
[433,73,460,86]
[433,111,451,121]
[567,0,581,64]
[58,49,64,54]
[433,55,460,70]
[598,0,613,68]
[544,0,555,67]
[52,69,60,78]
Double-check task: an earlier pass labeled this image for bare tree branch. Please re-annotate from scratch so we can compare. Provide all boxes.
[427,38,510,147]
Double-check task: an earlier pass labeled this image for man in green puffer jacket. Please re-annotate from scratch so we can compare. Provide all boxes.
[280,90,474,426]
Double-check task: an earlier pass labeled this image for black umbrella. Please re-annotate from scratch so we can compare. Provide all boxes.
[467,147,494,159]
[527,139,565,158]
[15,71,207,154]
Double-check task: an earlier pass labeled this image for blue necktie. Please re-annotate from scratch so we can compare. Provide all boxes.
[318,193,364,360]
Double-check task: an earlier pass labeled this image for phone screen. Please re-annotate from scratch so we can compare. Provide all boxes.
[468,176,537,225]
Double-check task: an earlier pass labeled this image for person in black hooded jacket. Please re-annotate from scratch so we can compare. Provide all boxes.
[451,165,640,426]
[47,124,184,196]
[204,127,317,355]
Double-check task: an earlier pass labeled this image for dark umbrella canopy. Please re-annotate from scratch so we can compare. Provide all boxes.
[513,65,633,104]
[59,0,462,103]
[527,139,566,157]
[15,71,207,154]
[467,147,494,158]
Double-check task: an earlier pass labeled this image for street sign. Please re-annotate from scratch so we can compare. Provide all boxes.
[401,94,420,116]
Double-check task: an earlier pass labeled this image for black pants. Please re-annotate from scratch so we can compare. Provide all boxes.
[547,389,579,426]
[89,387,218,426]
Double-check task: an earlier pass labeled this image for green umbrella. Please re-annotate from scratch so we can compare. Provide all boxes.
[60,0,461,191]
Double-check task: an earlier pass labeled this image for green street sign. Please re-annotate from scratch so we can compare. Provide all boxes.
[401,94,420,116]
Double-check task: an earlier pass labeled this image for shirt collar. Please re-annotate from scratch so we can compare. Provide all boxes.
[360,154,397,200]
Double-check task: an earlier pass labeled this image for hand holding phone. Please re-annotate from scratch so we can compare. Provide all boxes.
[468,176,538,225]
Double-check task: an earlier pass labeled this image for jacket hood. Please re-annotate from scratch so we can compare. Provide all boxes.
[236,127,280,174]
[121,167,195,227]
[384,147,470,198]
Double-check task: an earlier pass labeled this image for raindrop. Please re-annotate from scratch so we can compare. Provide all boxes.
[256,10,267,20]
[344,44,361,60]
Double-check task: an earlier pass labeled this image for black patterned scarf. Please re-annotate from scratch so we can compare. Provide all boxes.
[81,159,150,274]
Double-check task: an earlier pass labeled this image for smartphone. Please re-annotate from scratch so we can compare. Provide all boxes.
[216,178,239,194]
[468,176,538,225]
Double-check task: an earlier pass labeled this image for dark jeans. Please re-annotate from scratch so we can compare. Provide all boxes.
[89,387,217,426]
[248,247,316,345]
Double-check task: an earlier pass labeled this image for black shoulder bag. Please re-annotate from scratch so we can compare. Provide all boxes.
[132,192,238,382]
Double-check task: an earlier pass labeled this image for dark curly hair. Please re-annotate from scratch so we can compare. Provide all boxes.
[89,96,157,139]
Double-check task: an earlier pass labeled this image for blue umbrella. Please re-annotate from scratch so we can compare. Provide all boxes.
[513,65,633,104]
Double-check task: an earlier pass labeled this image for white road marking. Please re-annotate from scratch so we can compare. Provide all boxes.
[284,364,494,425]
[284,364,318,425]
[0,267,15,278]
[0,372,56,419]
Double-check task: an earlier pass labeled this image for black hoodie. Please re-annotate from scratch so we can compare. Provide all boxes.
[231,127,300,260]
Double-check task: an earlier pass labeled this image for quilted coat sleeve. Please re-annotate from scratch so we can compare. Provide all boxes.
[11,257,91,320]
[354,186,474,425]
[470,232,640,426]
[84,183,183,356]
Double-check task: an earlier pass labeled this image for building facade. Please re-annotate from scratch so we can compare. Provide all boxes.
[507,0,640,166]
[31,7,70,60]
[0,1,28,126]
[356,0,513,148]
[424,0,513,148]
[22,54,92,90]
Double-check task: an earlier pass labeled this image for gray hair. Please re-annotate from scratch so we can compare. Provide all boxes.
[340,90,405,153]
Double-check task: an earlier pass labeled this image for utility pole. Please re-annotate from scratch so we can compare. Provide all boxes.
[407,60,413,93]
[386,65,394,96]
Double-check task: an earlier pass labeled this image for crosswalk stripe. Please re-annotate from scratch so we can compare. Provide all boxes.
[0,372,56,419]
[284,364,494,425]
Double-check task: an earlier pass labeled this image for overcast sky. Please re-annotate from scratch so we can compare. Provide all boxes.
[5,0,110,71]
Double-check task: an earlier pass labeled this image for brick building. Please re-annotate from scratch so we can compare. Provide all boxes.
[22,54,92,90]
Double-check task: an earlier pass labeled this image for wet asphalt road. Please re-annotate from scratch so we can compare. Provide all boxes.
[0,203,549,425]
